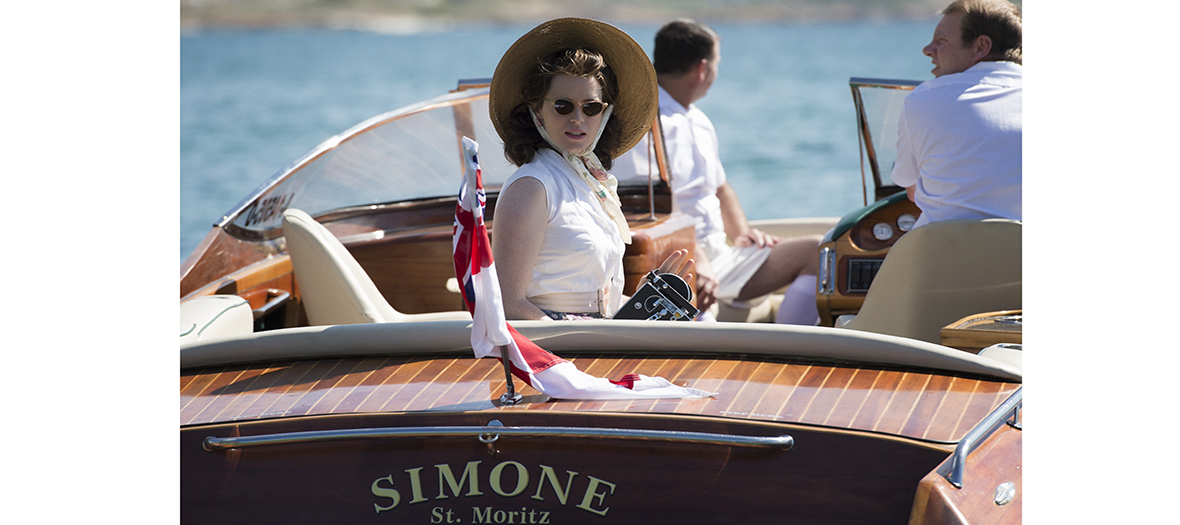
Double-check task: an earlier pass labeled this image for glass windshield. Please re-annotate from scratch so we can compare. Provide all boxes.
[850,78,921,195]
[224,89,517,236]
[224,86,664,239]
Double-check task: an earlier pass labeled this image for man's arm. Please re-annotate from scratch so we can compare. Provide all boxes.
[717,181,778,248]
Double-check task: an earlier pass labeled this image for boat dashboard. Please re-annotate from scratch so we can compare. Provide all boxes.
[814,78,924,325]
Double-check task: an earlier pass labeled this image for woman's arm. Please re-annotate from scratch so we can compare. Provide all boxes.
[492,176,553,320]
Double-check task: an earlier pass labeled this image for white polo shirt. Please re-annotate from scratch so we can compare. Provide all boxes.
[614,85,729,257]
[891,61,1022,228]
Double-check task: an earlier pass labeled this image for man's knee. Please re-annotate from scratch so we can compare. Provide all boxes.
[772,234,822,274]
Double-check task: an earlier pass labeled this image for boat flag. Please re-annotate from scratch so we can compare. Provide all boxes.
[452,136,714,400]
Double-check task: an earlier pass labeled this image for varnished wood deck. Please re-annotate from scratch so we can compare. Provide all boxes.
[181,354,1018,443]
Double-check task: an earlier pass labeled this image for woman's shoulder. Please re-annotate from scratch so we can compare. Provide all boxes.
[507,149,566,185]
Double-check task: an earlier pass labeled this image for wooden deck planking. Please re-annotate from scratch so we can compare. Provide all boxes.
[181,355,1019,442]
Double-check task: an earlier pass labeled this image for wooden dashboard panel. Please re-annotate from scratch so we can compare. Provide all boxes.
[817,196,921,326]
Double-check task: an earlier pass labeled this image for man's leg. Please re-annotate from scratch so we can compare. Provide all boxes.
[735,234,823,302]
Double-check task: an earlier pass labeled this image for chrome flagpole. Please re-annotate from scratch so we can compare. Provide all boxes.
[499,345,522,405]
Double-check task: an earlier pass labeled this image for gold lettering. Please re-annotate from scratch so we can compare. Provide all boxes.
[406,467,428,504]
[530,465,578,505]
[576,476,615,516]
[437,461,484,499]
[371,475,400,513]
[473,506,493,523]
[490,461,528,497]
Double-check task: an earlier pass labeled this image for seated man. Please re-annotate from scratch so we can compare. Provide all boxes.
[892,0,1022,227]
[613,19,822,324]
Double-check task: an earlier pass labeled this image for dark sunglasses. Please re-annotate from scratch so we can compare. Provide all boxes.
[548,98,609,117]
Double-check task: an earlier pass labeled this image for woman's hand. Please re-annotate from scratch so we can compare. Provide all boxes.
[657,248,695,286]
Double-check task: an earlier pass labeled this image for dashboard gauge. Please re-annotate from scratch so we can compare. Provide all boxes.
[872,222,894,241]
[896,213,917,232]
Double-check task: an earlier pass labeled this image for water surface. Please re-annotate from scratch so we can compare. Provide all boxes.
[180,21,936,259]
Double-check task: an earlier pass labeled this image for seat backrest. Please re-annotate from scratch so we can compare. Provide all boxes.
[844,219,1021,344]
[282,208,405,325]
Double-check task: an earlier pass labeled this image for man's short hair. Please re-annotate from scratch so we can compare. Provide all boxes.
[943,0,1022,65]
[653,19,719,75]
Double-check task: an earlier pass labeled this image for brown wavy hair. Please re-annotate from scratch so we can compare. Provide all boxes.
[944,0,1022,65]
[501,48,621,169]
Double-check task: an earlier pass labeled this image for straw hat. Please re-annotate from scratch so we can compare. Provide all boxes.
[489,17,657,160]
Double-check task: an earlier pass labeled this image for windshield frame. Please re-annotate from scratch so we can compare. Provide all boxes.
[849,77,922,205]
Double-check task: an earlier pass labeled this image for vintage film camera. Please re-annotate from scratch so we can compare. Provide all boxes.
[613,271,699,321]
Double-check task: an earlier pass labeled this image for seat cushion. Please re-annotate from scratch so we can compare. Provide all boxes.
[180,295,253,345]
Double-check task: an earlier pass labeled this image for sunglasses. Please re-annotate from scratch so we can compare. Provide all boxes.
[548,98,609,117]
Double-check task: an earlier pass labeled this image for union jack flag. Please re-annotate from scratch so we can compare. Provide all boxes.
[453,136,714,400]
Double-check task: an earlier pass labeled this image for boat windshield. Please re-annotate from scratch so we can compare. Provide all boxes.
[220,87,514,238]
[850,78,921,203]
[219,84,663,241]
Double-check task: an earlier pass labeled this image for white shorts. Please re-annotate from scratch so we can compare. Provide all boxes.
[710,243,773,308]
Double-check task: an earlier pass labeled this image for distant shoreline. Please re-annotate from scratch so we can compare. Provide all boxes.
[180,1,948,32]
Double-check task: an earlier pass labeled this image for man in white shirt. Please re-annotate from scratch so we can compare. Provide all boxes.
[614,19,822,323]
[892,0,1022,227]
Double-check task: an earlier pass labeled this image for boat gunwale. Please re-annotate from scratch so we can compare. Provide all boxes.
[179,320,1022,382]
[182,406,962,451]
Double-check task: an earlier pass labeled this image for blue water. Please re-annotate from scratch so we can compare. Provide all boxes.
[180,21,937,260]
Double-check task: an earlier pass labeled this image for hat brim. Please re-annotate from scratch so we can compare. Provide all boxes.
[490,18,657,160]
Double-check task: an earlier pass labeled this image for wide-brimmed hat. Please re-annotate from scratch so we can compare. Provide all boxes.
[489,17,657,160]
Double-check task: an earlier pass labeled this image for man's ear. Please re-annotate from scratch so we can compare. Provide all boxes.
[972,34,994,62]
[695,58,709,82]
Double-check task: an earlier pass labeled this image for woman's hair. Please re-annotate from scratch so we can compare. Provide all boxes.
[501,48,621,169]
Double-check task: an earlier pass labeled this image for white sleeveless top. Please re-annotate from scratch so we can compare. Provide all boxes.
[498,148,626,315]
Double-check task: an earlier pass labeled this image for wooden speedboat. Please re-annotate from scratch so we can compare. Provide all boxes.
[181,78,1022,523]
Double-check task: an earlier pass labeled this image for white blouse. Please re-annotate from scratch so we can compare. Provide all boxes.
[498,148,626,315]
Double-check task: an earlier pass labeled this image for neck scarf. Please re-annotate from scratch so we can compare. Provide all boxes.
[529,105,631,244]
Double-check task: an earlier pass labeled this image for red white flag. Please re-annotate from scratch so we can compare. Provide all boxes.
[453,136,714,400]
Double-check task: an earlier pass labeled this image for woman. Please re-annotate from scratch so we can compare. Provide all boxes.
[489,18,693,320]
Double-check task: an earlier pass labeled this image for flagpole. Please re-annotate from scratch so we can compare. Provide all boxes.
[499,345,523,405]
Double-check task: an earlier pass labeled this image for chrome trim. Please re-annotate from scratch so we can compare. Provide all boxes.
[993,481,1016,506]
[848,77,923,89]
[204,424,794,452]
[818,246,836,295]
[946,387,1022,488]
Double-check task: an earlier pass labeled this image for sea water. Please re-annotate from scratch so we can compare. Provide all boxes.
[180,21,937,260]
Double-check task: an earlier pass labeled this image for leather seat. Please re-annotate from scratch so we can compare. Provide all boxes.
[180,294,253,344]
[841,219,1021,344]
[282,208,471,326]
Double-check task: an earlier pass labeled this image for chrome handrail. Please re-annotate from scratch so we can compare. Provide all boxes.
[945,386,1022,488]
[204,422,794,452]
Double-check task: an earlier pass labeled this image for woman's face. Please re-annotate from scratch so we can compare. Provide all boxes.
[535,75,606,155]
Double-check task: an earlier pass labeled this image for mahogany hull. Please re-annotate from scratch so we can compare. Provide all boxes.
[182,411,949,524]
[182,351,1019,523]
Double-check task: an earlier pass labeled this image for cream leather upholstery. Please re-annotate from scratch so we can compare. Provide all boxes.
[282,208,471,326]
[843,219,1021,344]
[180,294,253,344]
[978,343,1022,371]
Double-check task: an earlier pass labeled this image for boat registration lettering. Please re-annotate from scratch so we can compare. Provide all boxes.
[240,192,293,229]
[372,460,615,518]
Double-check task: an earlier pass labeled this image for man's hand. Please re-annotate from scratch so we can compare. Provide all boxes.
[733,228,780,249]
